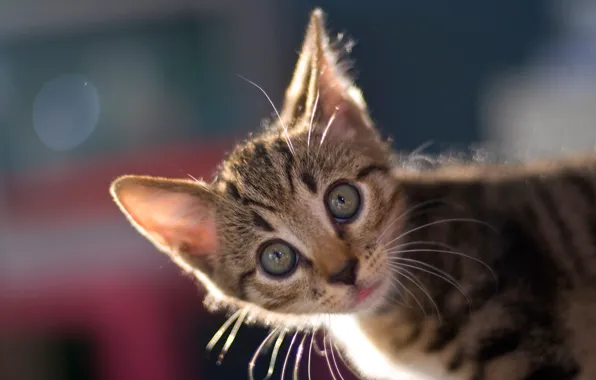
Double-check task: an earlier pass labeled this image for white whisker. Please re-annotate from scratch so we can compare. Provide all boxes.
[312,332,327,357]
[383,218,497,250]
[281,332,299,380]
[206,310,242,354]
[264,330,287,380]
[389,261,471,313]
[394,267,442,323]
[249,328,279,380]
[385,240,451,250]
[328,333,347,380]
[319,108,338,149]
[391,275,426,316]
[323,329,339,380]
[376,199,449,243]
[308,332,315,380]
[237,74,295,156]
[294,334,308,380]
[391,257,464,290]
[332,340,362,380]
[217,310,247,365]
[409,140,435,157]
[386,246,497,286]
[307,90,320,154]
[387,281,411,308]
[387,240,463,255]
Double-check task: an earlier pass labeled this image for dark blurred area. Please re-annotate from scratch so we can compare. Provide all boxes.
[2,0,596,379]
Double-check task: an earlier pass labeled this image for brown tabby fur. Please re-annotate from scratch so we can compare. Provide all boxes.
[110,9,596,380]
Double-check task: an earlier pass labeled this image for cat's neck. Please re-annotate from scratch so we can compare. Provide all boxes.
[384,155,596,319]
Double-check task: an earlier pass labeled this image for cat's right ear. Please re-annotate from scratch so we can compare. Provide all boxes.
[280,9,381,144]
[110,175,220,275]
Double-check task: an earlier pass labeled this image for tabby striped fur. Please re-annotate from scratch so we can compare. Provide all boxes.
[110,9,596,380]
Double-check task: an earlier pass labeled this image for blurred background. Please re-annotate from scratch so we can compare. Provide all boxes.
[2,0,596,379]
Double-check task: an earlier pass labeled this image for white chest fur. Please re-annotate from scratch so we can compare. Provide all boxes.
[327,315,469,380]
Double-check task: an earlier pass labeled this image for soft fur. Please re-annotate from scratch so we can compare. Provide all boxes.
[110,9,596,380]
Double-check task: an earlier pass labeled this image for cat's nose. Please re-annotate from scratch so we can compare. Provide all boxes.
[327,258,358,286]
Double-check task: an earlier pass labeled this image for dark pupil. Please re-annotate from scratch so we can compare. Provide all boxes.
[333,193,350,210]
[269,250,283,262]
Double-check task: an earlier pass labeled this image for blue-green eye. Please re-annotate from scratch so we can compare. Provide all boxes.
[259,241,298,277]
[326,183,361,221]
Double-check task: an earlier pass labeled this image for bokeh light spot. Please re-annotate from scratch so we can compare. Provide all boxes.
[33,74,100,151]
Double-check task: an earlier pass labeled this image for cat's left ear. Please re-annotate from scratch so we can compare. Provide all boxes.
[110,175,220,275]
[280,9,381,143]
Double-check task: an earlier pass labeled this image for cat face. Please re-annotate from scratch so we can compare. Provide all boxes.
[110,10,401,323]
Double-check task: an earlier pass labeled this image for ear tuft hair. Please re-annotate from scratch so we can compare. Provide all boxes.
[279,9,381,144]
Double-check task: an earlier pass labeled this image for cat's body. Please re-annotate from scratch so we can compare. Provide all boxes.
[110,9,596,380]
[329,158,596,380]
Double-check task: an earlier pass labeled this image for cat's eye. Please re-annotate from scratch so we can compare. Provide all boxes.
[259,241,299,277]
[326,182,361,221]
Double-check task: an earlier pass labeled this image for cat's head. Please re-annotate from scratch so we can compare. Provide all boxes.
[110,9,401,327]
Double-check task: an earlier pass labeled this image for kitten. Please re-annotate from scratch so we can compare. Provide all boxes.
[110,9,596,380]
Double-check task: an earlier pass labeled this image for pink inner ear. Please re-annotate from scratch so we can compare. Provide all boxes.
[117,181,218,257]
[319,65,346,114]
[148,203,218,257]
[314,56,371,142]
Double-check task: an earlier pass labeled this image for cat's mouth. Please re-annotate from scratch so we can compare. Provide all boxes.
[353,281,383,308]
[356,284,379,303]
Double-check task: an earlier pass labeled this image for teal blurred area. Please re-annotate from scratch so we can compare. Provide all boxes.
[1,13,240,172]
[0,0,593,379]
